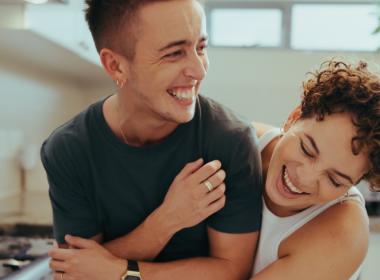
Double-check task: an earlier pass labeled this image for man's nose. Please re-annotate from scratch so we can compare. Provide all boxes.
[183,52,208,81]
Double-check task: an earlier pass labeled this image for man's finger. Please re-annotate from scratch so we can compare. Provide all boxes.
[203,183,226,205]
[199,169,226,194]
[48,248,73,261]
[176,158,204,180]
[205,195,226,217]
[192,160,222,185]
[49,259,68,272]
[53,272,70,280]
[65,234,96,249]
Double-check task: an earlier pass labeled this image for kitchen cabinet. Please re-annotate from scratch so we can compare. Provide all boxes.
[0,0,106,83]
[24,0,99,66]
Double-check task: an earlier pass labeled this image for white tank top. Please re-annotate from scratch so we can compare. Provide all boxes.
[252,128,365,279]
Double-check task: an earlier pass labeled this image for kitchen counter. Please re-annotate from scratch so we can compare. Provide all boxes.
[2,256,51,280]
[0,192,52,226]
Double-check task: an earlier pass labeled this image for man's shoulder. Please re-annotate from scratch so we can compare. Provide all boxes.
[42,100,101,157]
[198,95,255,143]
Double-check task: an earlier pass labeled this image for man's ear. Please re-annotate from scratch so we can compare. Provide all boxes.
[99,48,129,86]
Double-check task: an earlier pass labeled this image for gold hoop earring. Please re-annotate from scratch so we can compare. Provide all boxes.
[116,80,125,89]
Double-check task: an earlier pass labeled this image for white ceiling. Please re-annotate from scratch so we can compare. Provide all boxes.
[0,0,67,4]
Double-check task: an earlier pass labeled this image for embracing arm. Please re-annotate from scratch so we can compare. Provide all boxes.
[88,159,227,261]
[252,200,369,280]
[137,227,258,280]
[52,227,258,280]
[87,205,177,261]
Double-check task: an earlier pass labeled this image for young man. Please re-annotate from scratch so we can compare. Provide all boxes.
[42,1,262,279]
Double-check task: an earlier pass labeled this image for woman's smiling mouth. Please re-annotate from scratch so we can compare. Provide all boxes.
[277,165,311,198]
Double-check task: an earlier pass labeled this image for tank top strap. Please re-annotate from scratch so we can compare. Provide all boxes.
[258,127,282,152]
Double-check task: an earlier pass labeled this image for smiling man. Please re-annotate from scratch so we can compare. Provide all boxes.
[41,1,262,279]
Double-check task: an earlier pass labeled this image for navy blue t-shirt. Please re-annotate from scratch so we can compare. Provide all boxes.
[41,95,263,261]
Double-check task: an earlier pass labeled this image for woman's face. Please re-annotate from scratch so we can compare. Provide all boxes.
[265,112,369,216]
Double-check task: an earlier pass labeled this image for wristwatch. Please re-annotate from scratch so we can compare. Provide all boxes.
[121,260,141,280]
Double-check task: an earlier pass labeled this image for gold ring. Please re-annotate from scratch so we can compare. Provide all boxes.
[204,180,214,192]
[61,272,64,280]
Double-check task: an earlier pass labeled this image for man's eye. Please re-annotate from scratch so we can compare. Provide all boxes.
[300,140,314,158]
[197,44,208,54]
[164,50,183,58]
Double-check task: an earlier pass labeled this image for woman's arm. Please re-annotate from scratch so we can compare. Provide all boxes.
[252,200,369,280]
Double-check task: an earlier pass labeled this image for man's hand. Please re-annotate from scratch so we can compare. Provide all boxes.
[159,158,227,231]
[49,235,126,280]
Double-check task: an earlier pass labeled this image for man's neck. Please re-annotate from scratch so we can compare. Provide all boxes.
[104,94,178,147]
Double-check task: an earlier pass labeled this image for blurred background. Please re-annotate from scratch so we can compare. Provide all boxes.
[0,0,379,279]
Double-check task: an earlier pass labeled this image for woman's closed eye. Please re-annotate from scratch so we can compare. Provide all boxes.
[300,139,315,158]
[327,174,342,187]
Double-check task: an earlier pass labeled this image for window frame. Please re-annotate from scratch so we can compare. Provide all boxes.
[205,1,379,52]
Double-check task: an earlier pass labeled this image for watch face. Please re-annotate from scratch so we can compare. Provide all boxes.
[126,276,140,280]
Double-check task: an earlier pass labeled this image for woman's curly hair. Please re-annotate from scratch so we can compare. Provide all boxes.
[300,59,380,191]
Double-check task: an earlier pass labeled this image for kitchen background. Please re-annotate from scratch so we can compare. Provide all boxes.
[0,0,379,279]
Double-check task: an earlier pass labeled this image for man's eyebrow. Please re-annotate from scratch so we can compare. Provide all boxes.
[158,36,209,52]
[331,168,354,185]
[305,133,320,155]
[159,40,189,52]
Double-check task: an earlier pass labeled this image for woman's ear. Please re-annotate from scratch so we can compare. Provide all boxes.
[283,105,302,132]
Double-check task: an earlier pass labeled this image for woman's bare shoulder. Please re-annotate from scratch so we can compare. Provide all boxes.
[251,121,276,138]
[281,199,369,260]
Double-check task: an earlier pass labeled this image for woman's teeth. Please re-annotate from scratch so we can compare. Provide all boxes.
[168,88,195,100]
[283,167,308,194]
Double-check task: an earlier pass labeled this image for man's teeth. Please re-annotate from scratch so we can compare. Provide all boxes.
[283,167,304,194]
[168,88,195,100]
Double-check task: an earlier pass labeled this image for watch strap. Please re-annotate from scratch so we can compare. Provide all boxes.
[121,260,141,280]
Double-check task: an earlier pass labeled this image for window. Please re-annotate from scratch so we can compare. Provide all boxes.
[210,8,283,47]
[291,4,380,51]
[207,2,380,52]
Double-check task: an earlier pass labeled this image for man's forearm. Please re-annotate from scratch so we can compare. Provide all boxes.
[139,257,250,280]
[104,205,179,261]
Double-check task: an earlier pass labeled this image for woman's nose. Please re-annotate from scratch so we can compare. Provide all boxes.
[296,165,319,190]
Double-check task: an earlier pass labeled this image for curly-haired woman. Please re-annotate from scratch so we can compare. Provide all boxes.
[48,60,380,280]
[251,59,380,279]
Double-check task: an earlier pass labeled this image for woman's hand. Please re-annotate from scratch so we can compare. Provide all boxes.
[159,158,227,232]
[49,235,126,280]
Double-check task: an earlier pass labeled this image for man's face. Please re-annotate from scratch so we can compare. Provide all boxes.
[122,0,209,125]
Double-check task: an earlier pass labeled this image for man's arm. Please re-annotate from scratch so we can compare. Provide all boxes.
[62,159,227,262]
[50,227,258,280]
[139,227,258,280]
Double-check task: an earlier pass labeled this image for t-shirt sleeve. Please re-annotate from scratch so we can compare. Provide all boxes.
[207,125,263,233]
[40,135,101,243]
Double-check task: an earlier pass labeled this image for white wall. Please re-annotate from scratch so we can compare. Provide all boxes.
[0,56,108,199]
[1,47,379,200]
[202,48,380,125]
